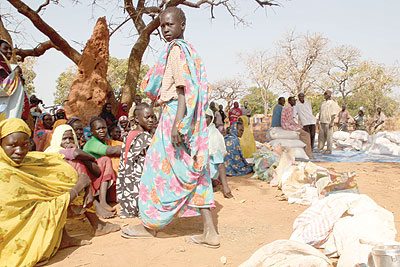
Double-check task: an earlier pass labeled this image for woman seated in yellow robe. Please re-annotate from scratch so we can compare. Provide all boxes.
[238,115,257,158]
[0,118,93,267]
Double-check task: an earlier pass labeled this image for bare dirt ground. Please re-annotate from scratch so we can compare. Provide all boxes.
[46,162,400,267]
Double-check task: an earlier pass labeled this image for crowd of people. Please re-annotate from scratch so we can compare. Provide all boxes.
[271,90,388,157]
[0,6,391,266]
[0,7,260,266]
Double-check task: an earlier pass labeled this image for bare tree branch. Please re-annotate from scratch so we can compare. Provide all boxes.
[15,40,56,61]
[109,16,130,37]
[36,0,50,13]
[6,0,81,64]
[255,0,280,7]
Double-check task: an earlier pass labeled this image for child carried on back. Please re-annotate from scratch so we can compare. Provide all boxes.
[116,103,156,218]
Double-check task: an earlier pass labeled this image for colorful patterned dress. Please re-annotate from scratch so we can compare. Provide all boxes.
[116,131,152,218]
[139,39,215,230]
[224,124,253,176]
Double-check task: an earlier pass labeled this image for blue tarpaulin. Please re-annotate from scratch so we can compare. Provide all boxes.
[306,150,400,163]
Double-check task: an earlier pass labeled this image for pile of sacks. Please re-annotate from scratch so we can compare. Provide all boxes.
[267,127,309,159]
[333,130,400,156]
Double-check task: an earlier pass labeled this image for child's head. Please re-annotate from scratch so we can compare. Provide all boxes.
[134,103,155,133]
[160,7,186,42]
[108,124,121,141]
[206,108,214,126]
[89,117,107,142]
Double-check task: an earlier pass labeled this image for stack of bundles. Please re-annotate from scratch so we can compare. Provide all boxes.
[332,130,400,156]
[267,127,309,159]
[367,131,400,156]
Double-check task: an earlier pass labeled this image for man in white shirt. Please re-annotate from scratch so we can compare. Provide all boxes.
[294,92,316,149]
[317,90,340,154]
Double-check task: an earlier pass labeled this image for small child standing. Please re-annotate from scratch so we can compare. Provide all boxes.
[116,103,156,218]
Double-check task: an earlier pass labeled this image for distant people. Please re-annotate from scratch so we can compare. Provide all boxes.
[281,96,313,158]
[271,97,285,127]
[99,103,116,126]
[210,101,224,132]
[116,103,129,120]
[219,104,227,124]
[118,115,130,139]
[224,122,253,176]
[372,107,386,133]
[55,108,66,120]
[117,103,155,218]
[241,100,251,119]
[134,94,142,105]
[239,116,257,158]
[228,101,242,125]
[354,109,365,131]
[33,113,54,151]
[29,95,43,121]
[294,92,317,148]
[317,90,340,154]
[108,124,122,141]
[206,109,233,198]
[337,104,351,132]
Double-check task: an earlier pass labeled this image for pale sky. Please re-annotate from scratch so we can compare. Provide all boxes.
[2,0,400,105]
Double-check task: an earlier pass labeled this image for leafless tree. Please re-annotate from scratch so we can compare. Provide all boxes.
[210,78,246,110]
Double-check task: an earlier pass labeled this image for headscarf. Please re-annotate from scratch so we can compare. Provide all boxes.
[33,113,53,151]
[99,103,116,126]
[45,124,79,153]
[325,90,332,97]
[0,118,78,266]
[116,103,129,120]
[238,115,257,158]
[206,109,226,157]
[43,119,67,151]
[118,115,129,139]
[66,117,80,126]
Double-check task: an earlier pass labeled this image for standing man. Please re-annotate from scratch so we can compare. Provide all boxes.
[271,97,285,127]
[210,101,224,132]
[294,92,317,149]
[372,107,387,134]
[218,104,226,126]
[317,90,340,154]
[281,96,313,158]
[337,104,351,132]
[241,100,251,120]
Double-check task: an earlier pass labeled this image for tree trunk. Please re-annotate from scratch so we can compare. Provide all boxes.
[121,28,154,106]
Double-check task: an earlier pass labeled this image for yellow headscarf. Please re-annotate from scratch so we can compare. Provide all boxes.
[43,119,67,151]
[239,115,257,158]
[0,118,79,266]
[45,124,78,153]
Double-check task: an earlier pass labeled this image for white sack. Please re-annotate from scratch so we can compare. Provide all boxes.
[269,127,300,140]
[291,147,309,159]
[350,130,369,142]
[269,139,306,148]
[385,131,400,144]
[239,240,331,267]
[332,131,350,141]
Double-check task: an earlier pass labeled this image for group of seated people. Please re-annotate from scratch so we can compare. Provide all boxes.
[0,97,260,265]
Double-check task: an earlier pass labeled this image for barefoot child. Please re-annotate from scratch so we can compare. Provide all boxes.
[206,109,233,199]
[83,117,121,214]
[121,7,220,248]
[117,103,155,218]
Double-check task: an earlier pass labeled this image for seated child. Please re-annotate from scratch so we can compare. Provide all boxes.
[109,124,122,142]
[83,117,122,214]
[206,109,233,199]
[45,124,121,230]
[67,117,86,148]
[116,103,156,218]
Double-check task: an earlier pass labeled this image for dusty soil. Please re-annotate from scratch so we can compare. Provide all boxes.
[47,162,400,267]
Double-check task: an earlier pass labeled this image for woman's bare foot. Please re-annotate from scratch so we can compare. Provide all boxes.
[94,221,121,236]
[60,230,91,249]
[95,200,116,219]
[121,224,156,238]
[191,232,220,248]
[223,190,233,199]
